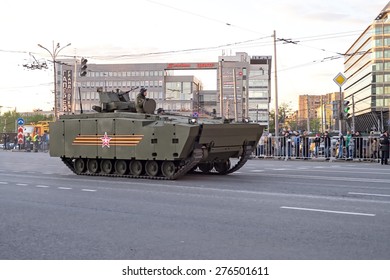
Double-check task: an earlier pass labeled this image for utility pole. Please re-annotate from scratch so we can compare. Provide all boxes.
[233,68,238,122]
[306,95,310,132]
[38,41,71,120]
[273,30,279,135]
[72,55,78,113]
[338,87,342,133]
[321,96,325,133]
[333,72,347,133]
[218,60,224,119]
[352,93,355,132]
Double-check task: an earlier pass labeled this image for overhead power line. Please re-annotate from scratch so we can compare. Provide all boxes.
[89,35,273,60]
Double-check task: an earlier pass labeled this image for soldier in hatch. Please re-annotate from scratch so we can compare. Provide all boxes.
[136,88,147,113]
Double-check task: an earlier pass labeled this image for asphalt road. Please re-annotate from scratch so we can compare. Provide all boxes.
[1,150,389,260]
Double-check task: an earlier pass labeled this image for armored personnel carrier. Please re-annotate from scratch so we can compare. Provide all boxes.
[50,89,263,180]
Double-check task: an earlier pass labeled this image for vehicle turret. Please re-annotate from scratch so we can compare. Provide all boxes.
[92,88,156,114]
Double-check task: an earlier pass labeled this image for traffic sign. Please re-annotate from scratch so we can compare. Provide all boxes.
[17,125,24,144]
[17,118,25,126]
[333,72,347,87]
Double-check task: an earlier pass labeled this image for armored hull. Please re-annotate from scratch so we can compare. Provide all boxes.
[50,91,263,179]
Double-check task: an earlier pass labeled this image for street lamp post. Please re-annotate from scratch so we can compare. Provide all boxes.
[38,41,71,120]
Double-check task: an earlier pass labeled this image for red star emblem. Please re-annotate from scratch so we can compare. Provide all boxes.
[100,132,111,148]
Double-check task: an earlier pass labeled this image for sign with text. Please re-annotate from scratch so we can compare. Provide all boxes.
[62,70,73,112]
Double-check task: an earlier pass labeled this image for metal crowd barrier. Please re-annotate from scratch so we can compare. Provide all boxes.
[254,135,381,162]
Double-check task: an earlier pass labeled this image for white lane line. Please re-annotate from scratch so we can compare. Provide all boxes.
[35,185,50,188]
[0,181,8,184]
[280,206,376,217]
[251,170,264,172]
[82,189,96,192]
[58,187,72,190]
[16,183,28,186]
[349,192,390,198]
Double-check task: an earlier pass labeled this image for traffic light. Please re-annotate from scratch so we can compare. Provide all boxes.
[331,100,339,119]
[343,100,351,119]
[80,57,88,77]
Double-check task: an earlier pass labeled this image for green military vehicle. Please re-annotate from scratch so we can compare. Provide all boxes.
[50,89,263,180]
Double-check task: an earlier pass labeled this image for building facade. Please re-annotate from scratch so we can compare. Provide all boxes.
[217,52,272,126]
[344,2,390,132]
[297,92,342,133]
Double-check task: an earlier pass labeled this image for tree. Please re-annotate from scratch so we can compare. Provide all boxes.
[268,102,294,134]
[0,111,53,133]
[0,110,19,133]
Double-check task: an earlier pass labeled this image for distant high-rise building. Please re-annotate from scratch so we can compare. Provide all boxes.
[344,2,390,132]
[217,52,272,126]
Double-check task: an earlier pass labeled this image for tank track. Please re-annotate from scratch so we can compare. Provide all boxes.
[191,144,254,175]
[225,145,254,174]
[61,148,204,180]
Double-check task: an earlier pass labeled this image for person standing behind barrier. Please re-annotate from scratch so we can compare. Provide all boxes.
[313,134,321,158]
[257,134,265,158]
[337,132,345,159]
[345,131,353,160]
[25,133,31,152]
[302,131,310,159]
[294,131,301,158]
[379,131,389,165]
[281,131,291,159]
[13,136,17,150]
[354,131,363,160]
[267,133,273,156]
[33,134,39,152]
[2,134,7,150]
[323,131,331,160]
[370,137,378,161]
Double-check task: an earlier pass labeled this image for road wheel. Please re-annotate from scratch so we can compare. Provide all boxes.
[101,159,113,174]
[198,162,213,173]
[74,158,86,174]
[115,159,128,175]
[129,160,143,176]
[87,159,100,173]
[161,161,176,178]
[145,160,159,177]
[214,159,231,174]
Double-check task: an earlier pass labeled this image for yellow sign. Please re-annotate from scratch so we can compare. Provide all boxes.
[333,72,347,87]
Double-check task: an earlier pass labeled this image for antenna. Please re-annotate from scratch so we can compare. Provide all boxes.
[78,87,83,114]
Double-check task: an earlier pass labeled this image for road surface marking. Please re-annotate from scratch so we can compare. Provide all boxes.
[0,181,8,184]
[280,206,376,217]
[35,185,50,188]
[349,192,390,198]
[58,187,72,190]
[82,189,96,192]
[251,170,264,172]
[16,183,28,186]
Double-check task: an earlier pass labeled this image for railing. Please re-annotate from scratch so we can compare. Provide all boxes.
[254,136,381,162]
